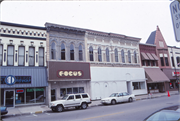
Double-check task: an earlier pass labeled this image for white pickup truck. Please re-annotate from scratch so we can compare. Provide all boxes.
[49,93,91,112]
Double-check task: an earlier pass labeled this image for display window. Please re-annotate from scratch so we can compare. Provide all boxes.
[60,87,84,97]
[15,89,25,104]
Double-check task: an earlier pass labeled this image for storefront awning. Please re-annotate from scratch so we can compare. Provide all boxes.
[145,68,170,83]
[141,52,149,60]
[151,53,159,60]
[146,53,155,60]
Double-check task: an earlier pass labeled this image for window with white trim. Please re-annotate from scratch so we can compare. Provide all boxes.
[18,46,25,66]
[39,47,44,66]
[29,47,35,66]
[7,45,14,66]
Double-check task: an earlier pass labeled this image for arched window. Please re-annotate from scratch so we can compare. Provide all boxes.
[106,48,110,62]
[89,46,93,61]
[61,43,65,60]
[79,44,83,61]
[70,44,74,60]
[134,51,137,63]
[51,42,56,59]
[115,49,118,62]
[98,47,102,62]
[121,49,125,63]
[128,50,131,63]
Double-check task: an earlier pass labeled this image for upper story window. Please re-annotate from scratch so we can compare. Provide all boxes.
[18,46,25,66]
[79,44,83,61]
[134,51,137,63]
[89,46,93,61]
[159,41,164,47]
[121,49,125,63]
[115,49,118,62]
[7,45,14,66]
[164,54,169,66]
[0,45,2,66]
[29,47,35,66]
[128,50,131,63]
[61,43,65,60]
[51,42,56,59]
[106,48,110,62]
[39,47,44,66]
[70,44,74,60]
[160,54,164,66]
[176,56,180,67]
[98,47,102,62]
[171,56,175,67]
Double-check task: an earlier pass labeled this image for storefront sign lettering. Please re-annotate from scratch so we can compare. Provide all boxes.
[27,88,44,92]
[16,89,24,93]
[58,70,83,77]
[1,76,31,84]
[172,71,180,76]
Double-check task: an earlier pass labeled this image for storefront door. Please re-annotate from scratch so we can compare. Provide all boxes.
[4,90,14,107]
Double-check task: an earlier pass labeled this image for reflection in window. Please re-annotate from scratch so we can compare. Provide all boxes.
[121,49,125,63]
[61,43,65,60]
[70,44,74,60]
[128,50,131,63]
[29,47,35,66]
[0,45,3,66]
[39,47,44,66]
[89,46,93,61]
[51,42,56,59]
[98,47,102,62]
[7,45,14,66]
[106,48,110,62]
[115,49,118,62]
[18,46,25,66]
[79,44,83,61]
[26,88,35,103]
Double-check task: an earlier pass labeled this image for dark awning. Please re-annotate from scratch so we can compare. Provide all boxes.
[141,52,149,60]
[146,53,155,60]
[145,68,170,83]
[151,53,159,60]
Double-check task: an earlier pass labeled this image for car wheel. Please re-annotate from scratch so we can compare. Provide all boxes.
[111,100,116,105]
[81,103,87,109]
[56,105,63,112]
[52,108,56,112]
[129,97,133,102]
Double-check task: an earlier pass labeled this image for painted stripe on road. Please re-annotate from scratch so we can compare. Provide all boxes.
[83,111,124,120]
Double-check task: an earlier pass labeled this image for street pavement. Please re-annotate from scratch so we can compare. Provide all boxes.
[2,91,179,118]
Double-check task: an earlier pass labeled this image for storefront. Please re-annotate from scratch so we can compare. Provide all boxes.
[1,67,48,107]
[90,67,147,100]
[162,68,180,91]
[46,61,91,104]
[145,68,170,93]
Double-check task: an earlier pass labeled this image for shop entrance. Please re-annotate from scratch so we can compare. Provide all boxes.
[4,90,14,107]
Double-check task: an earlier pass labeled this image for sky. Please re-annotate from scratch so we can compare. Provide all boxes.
[1,1,180,47]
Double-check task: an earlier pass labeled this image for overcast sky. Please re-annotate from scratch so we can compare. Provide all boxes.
[1,1,180,47]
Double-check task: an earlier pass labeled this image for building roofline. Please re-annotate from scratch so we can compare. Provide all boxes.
[0,21,46,30]
[139,43,156,46]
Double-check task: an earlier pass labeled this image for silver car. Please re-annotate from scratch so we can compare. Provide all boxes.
[101,92,136,105]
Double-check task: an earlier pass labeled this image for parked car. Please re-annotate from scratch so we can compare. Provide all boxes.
[49,93,91,112]
[101,92,135,105]
[1,106,8,115]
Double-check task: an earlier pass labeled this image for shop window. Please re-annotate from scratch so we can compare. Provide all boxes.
[175,82,179,88]
[51,42,56,59]
[29,47,35,66]
[128,50,131,63]
[15,89,25,104]
[60,88,66,97]
[26,88,35,103]
[133,82,145,90]
[98,47,102,62]
[18,46,25,66]
[36,88,44,103]
[60,87,84,97]
[89,46,93,61]
[134,51,137,63]
[106,48,110,62]
[148,83,159,90]
[39,47,44,66]
[70,44,74,60]
[67,88,72,94]
[169,81,174,89]
[79,87,84,93]
[79,44,83,61]
[61,43,65,60]
[121,49,125,63]
[115,48,118,62]
[7,45,14,66]
[171,57,175,67]
[0,45,3,66]
[51,89,56,101]
[73,87,78,94]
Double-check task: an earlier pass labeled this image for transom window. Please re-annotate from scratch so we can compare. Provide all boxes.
[89,46,93,61]
[115,49,118,62]
[98,47,102,62]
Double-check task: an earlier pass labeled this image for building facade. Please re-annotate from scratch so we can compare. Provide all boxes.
[0,22,47,107]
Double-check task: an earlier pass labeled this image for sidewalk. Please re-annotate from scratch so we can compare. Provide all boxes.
[3,91,179,117]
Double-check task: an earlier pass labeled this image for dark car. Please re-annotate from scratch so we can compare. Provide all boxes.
[1,106,8,115]
[144,105,180,121]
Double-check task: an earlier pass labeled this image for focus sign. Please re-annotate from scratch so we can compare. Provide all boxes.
[170,1,180,42]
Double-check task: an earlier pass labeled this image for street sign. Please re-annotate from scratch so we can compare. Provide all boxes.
[170,1,180,42]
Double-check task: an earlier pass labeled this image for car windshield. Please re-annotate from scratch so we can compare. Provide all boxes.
[109,93,118,97]
[146,110,180,121]
[62,95,69,100]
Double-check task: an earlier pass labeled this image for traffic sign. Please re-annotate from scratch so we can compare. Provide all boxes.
[170,0,180,42]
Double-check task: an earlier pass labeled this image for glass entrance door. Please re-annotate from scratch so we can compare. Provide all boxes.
[5,90,14,107]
